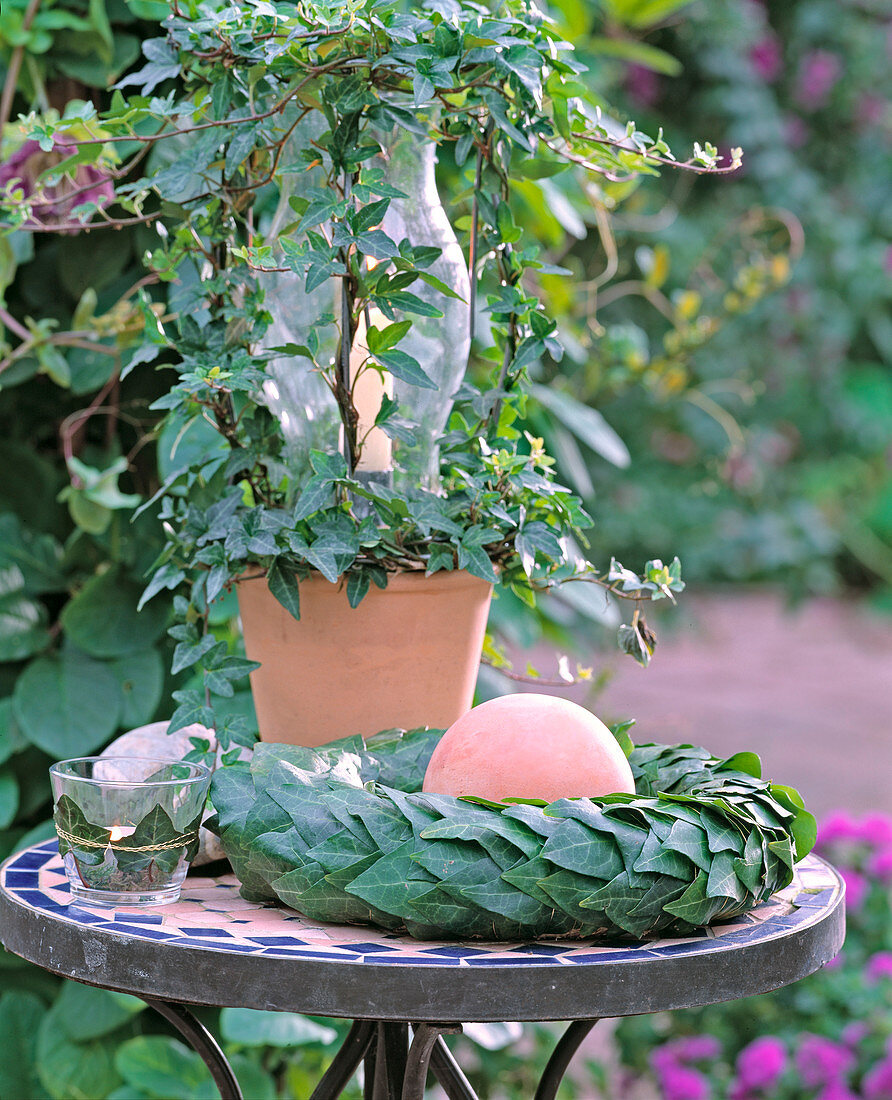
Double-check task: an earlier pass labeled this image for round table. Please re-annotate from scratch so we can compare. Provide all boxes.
[0,841,845,1100]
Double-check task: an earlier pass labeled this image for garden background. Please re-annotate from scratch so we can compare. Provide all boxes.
[0,0,890,1097]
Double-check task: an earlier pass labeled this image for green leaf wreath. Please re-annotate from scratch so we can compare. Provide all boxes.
[209,727,817,941]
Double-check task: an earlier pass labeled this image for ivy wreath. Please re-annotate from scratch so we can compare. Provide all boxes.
[209,727,816,942]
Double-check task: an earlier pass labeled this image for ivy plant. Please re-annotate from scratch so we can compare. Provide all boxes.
[0,0,737,750]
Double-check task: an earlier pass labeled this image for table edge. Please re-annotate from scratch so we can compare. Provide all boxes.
[0,856,846,1022]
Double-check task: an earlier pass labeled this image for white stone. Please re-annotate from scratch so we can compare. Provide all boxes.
[100,721,252,865]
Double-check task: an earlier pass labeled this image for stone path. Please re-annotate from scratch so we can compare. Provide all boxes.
[523,589,892,820]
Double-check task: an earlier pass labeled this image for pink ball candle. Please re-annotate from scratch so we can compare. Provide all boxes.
[423,693,636,803]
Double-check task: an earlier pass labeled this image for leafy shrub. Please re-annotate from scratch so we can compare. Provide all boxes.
[559,0,892,596]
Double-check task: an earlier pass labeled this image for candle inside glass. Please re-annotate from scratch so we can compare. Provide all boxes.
[350,307,393,473]
[50,757,211,907]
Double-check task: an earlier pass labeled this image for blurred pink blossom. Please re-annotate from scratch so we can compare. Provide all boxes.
[750,35,782,82]
[859,814,892,848]
[670,1035,721,1062]
[784,114,810,148]
[842,1022,870,1048]
[734,1035,787,1093]
[863,1056,892,1100]
[653,1061,710,1100]
[884,245,892,276]
[868,848,892,879]
[794,50,842,111]
[839,867,867,909]
[816,810,861,847]
[857,94,887,128]
[866,951,892,982]
[0,137,113,232]
[795,1034,855,1087]
[816,1084,861,1100]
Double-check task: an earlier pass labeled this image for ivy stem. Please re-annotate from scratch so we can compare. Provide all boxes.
[468,144,483,342]
[0,307,29,342]
[335,172,357,476]
[70,855,90,888]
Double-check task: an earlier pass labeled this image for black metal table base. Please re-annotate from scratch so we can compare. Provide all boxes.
[142,998,598,1100]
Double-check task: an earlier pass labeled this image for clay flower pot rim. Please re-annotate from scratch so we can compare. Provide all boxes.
[236,566,492,594]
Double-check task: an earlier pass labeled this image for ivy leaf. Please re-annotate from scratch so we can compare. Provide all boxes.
[267,560,301,621]
[618,617,657,668]
[496,43,544,103]
[426,544,455,574]
[115,804,180,875]
[366,320,411,354]
[171,633,224,675]
[610,719,636,759]
[372,349,437,390]
[371,290,444,319]
[309,450,348,480]
[54,794,111,858]
[346,570,370,608]
[456,541,497,582]
[291,475,336,523]
[168,689,214,737]
[515,521,564,577]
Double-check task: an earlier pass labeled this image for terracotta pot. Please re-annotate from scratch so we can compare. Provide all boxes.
[237,570,493,746]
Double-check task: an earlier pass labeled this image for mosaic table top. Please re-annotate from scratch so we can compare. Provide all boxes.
[0,841,845,1020]
[1,840,843,966]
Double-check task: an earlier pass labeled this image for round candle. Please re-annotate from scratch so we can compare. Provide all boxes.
[422,693,636,803]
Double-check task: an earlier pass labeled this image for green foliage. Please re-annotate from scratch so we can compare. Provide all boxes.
[561,0,892,596]
[211,726,813,940]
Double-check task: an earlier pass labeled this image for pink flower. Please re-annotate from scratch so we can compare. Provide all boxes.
[655,1062,710,1100]
[784,114,809,149]
[0,137,113,232]
[839,867,867,910]
[863,1056,892,1099]
[842,1022,869,1048]
[884,245,892,278]
[794,50,842,111]
[857,94,887,128]
[795,1034,855,1088]
[866,951,892,983]
[817,811,861,848]
[858,814,892,849]
[868,848,892,880]
[671,1035,721,1062]
[750,35,782,82]
[816,1084,861,1100]
[735,1035,787,1092]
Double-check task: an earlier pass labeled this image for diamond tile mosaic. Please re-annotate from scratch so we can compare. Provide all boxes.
[0,842,842,967]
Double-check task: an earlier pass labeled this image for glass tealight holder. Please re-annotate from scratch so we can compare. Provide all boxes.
[49,757,212,907]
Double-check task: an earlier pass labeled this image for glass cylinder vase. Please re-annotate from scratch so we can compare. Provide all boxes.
[258,119,470,491]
